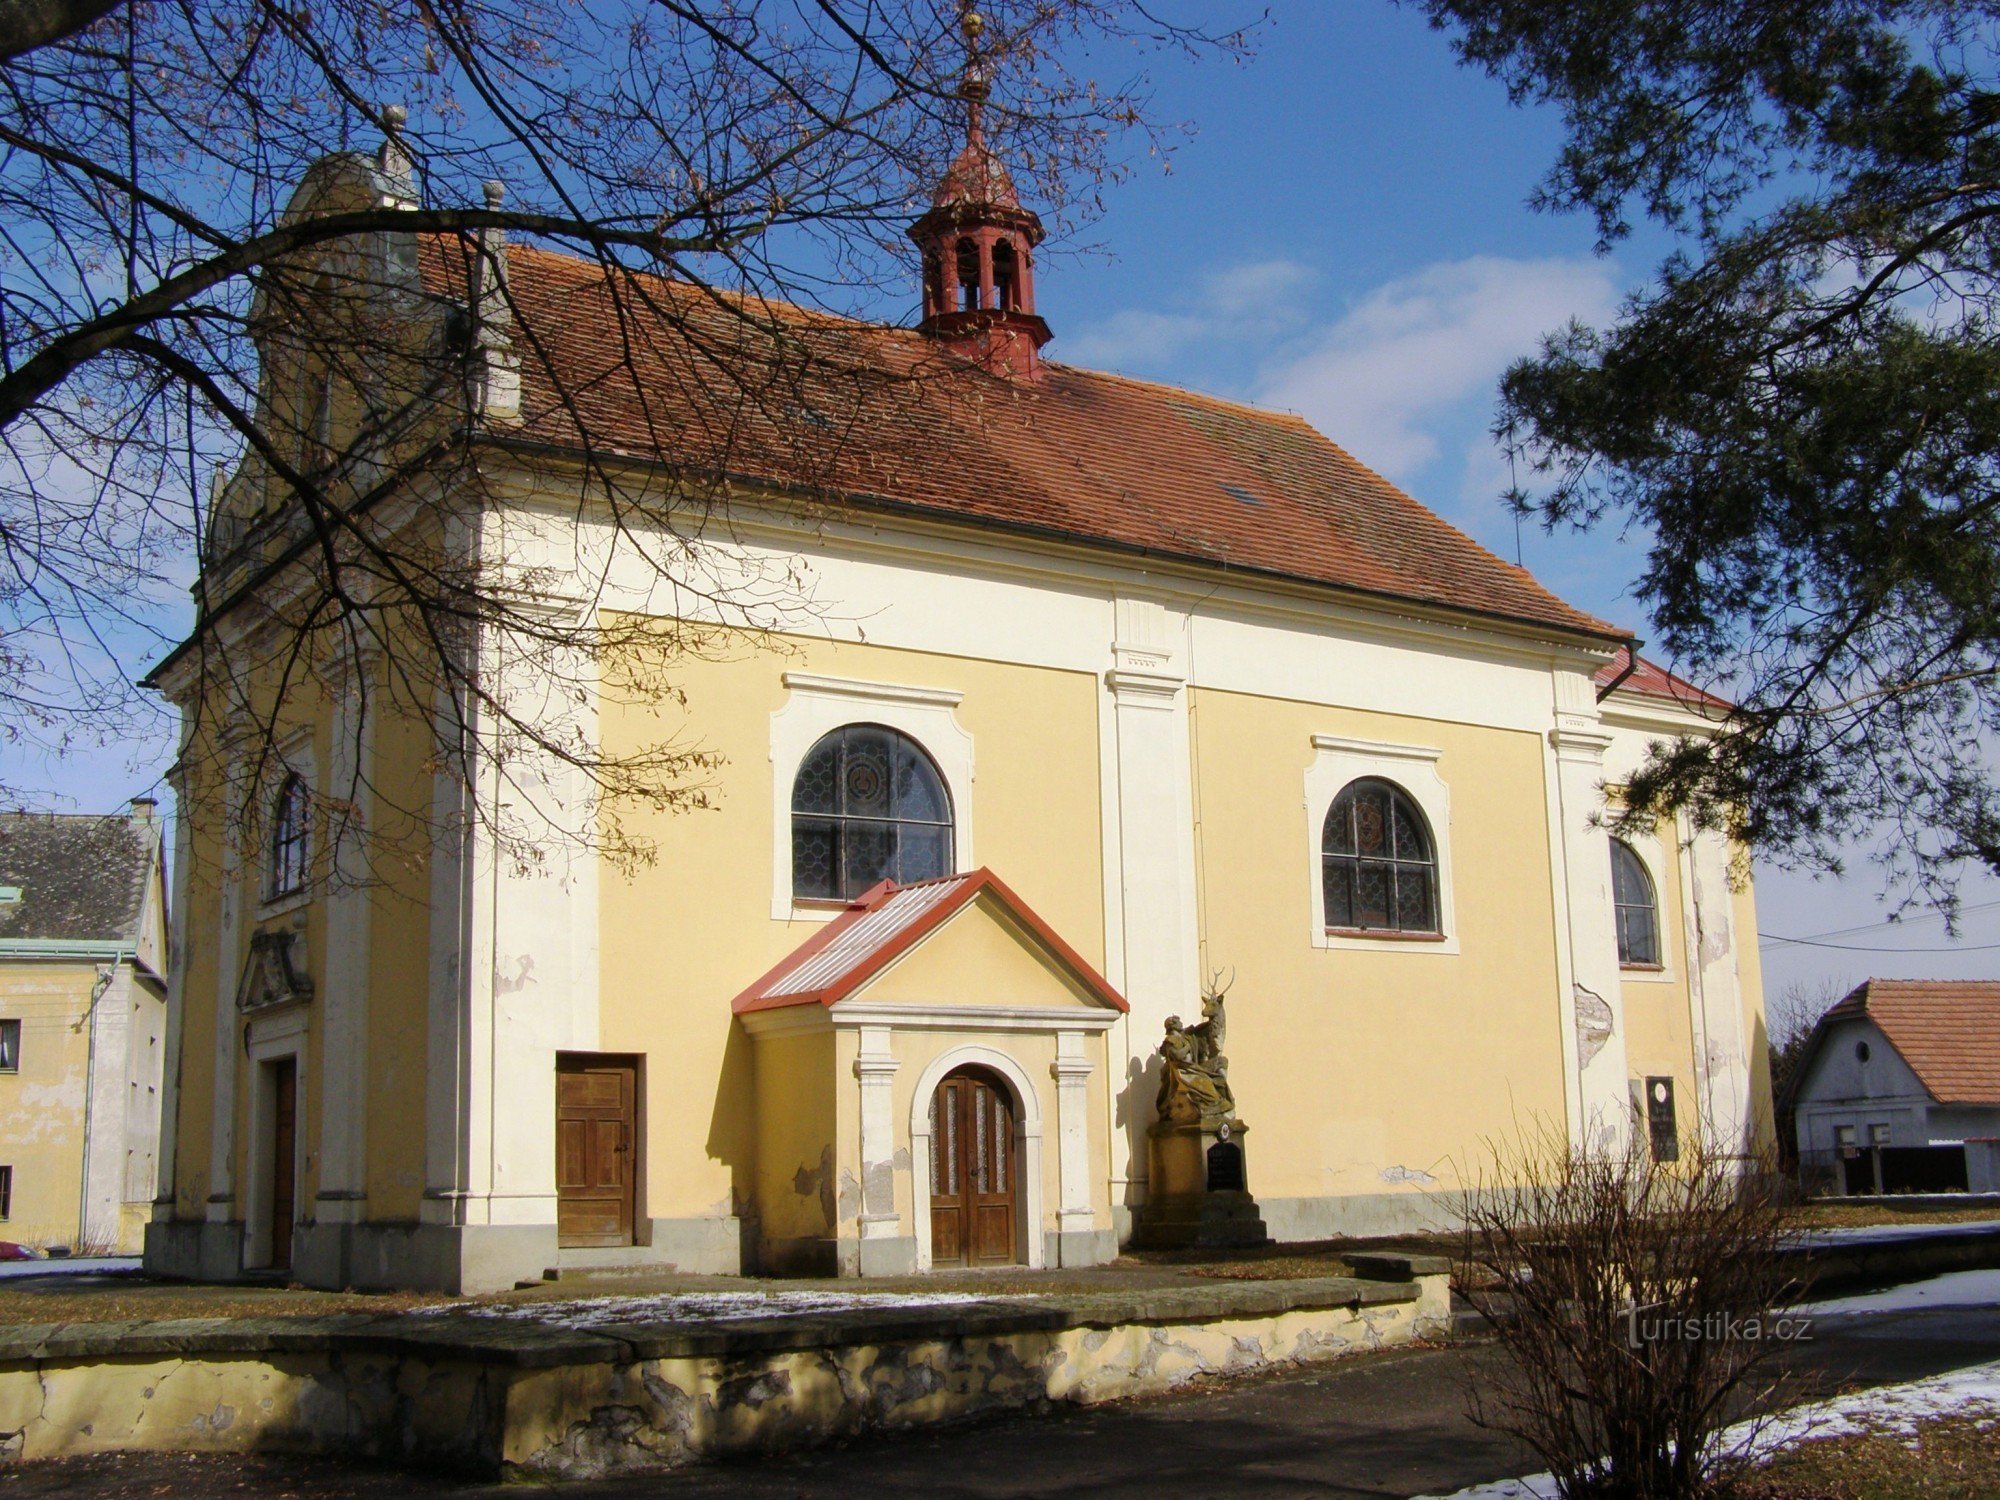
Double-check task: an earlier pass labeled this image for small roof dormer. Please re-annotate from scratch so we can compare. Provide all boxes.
[908,9,1051,380]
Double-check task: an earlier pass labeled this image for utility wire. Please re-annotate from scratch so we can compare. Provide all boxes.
[1757,897,2000,949]
[1760,933,2000,953]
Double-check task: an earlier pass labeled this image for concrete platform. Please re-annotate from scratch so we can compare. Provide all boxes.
[0,1259,1450,1480]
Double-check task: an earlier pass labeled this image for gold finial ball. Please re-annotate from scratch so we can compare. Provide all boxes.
[961,9,985,42]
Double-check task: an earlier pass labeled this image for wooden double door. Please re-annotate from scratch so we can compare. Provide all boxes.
[557,1054,638,1248]
[928,1067,1018,1268]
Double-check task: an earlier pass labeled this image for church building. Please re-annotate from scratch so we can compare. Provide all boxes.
[143,54,1773,1294]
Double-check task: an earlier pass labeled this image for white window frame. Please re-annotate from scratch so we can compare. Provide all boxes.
[770,672,975,921]
[1305,734,1457,954]
[1610,831,1675,982]
[256,731,317,922]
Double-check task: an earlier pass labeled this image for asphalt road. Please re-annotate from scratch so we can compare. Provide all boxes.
[1,1305,1996,1499]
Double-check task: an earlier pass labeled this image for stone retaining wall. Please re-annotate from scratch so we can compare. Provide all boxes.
[0,1267,1448,1480]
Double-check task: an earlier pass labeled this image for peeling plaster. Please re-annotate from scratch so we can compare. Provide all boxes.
[1573,984,1615,1070]
[791,1145,835,1233]
[1379,1164,1437,1186]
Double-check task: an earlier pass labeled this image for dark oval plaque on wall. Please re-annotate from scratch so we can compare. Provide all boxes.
[1206,1139,1245,1193]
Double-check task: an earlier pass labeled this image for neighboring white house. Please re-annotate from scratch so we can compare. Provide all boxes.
[1788,979,2000,1196]
[0,803,171,1251]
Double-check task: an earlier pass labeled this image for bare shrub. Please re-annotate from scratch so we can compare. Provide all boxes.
[1454,1121,1798,1498]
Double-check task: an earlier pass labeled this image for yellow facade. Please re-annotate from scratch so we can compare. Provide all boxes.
[0,962,98,1246]
[596,633,1107,1244]
[0,811,168,1254]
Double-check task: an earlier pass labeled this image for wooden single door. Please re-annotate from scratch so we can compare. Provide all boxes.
[928,1068,1018,1268]
[269,1057,297,1270]
[556,1055,636,1248]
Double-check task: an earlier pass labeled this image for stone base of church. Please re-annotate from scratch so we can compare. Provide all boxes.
[554,1216,746,1278]
[1259,1189,1468,1243]
[290,1221,552,1295]
[142,1218,239,1282]
[1048,1227,1118,1267]
[144,1216,558,1295]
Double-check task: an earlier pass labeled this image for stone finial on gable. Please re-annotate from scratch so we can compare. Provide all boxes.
[375,104,418,209]
[468,179,521,424]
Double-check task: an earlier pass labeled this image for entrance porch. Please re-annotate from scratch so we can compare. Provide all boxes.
[732,869,1125,1275]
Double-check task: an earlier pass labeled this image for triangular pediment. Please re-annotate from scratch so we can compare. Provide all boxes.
[236,928,313,1013]
[850,889,1118,1012]
[733,868,1125,1016]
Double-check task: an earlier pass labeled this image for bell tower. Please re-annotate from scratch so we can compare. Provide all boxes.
[909,9,1051,379]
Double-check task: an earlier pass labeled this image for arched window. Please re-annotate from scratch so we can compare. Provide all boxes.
[1322,778,1438,934]
[992,239,1018,311]
[268,773,311,900]
[955,239,981,310]
[792,725,953,900]
[1611,839,1660,967]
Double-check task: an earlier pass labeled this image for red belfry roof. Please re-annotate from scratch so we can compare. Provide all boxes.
[420,238,1625,645]
[731,868,1128,1014]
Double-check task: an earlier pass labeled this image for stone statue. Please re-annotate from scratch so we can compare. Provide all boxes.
[1156,982,1238,1127]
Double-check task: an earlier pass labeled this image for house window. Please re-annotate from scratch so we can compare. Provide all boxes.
[792,724,953,901]
[1646,1076,1679,1162]
[1321,778,1439,934]
[268,773,311,900]
[1611,840,1660,967]
[0,1165,10,1219]
[0,1019,17,1072]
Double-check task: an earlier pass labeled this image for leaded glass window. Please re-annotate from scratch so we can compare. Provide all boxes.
[268,773,311,901]
[1611,839,1660,967]
[1322,778,1439,934]
[791,725,953,900]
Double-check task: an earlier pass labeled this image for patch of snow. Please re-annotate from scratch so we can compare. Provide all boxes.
[1791,1268,2000,1317]
[1793,1219,2000,1249]
[436,1288,1028,1330]
[1417,1359,2000,1500]
[0,1256,141,1279]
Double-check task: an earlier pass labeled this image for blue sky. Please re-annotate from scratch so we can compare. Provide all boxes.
[9,0,1996,1016]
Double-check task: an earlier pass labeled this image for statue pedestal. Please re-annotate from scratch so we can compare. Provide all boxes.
[1130,1119,1270,1250]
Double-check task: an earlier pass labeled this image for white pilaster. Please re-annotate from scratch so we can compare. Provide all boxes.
[1052,1030,1095,1240]
[1684,822,1753,1154]
[1546,670,1631,1153]
[315,649,376,1222]
[421,699,474,1225]
[1099,595,1200,1203]
[154,758,193,1218]
[855,1024,901,1240]
[205,740,246,1223]
[422,586,601,1238]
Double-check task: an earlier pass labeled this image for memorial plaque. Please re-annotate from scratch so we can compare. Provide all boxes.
[1206,1139,1245,1193]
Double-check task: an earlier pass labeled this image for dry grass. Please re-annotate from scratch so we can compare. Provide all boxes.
[0,1281,448,1326]
[1728,1415,2000,1498]
[1784,1203,2000,1231]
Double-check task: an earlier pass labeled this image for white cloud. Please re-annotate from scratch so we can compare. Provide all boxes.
[1255,255,1622,482]
[1059,258,1317,370]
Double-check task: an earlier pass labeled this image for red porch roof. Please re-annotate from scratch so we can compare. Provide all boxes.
[732,868,1128,1015]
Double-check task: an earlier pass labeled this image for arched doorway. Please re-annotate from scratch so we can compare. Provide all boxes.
[927,1066,1018,1267]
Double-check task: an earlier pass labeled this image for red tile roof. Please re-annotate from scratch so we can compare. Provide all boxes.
[731,868,1127,1014]
[1593,645,1732,711]
[426,238,1624,643]
[1821,979,2000,1106]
